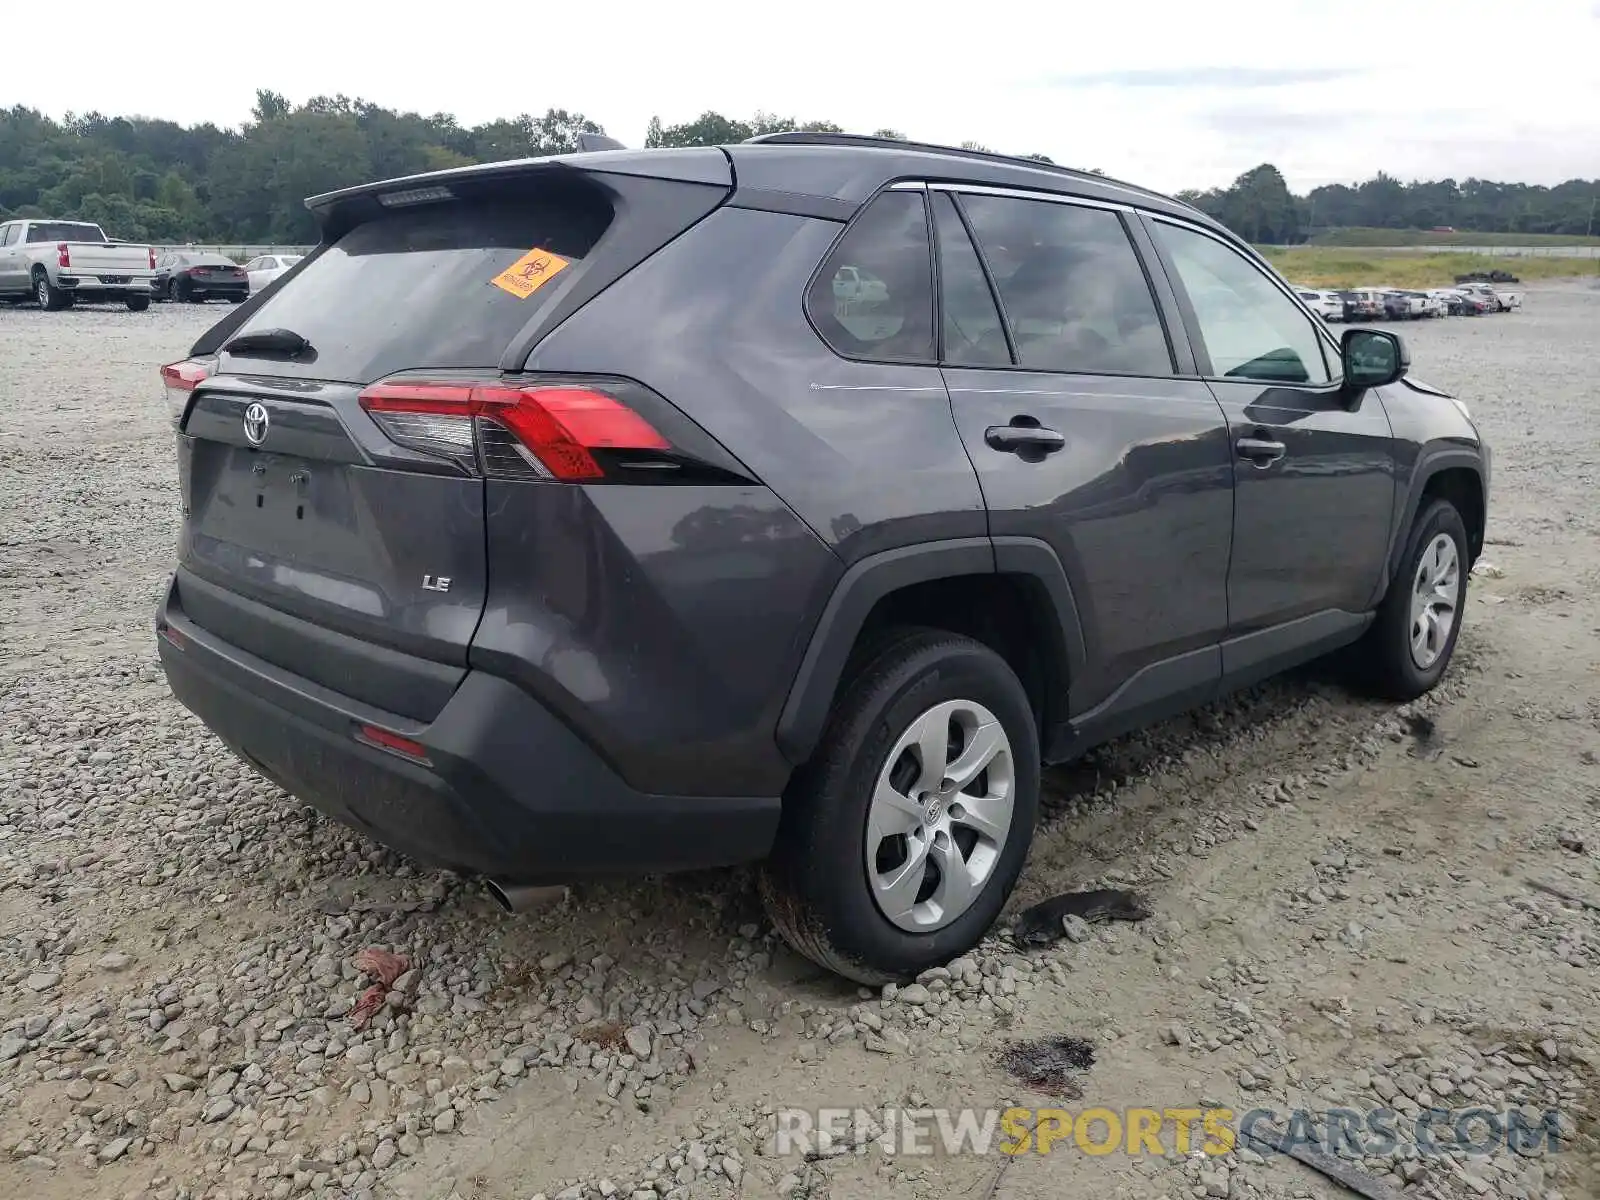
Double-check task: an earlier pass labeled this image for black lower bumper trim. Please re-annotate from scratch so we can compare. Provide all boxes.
[156,580,781,881]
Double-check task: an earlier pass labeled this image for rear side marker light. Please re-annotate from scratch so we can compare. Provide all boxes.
[359,381,670,481]
[355,724,431,764]
[157,623,186,649]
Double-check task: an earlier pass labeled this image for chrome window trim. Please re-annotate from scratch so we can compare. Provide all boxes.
[927,181,1133,214]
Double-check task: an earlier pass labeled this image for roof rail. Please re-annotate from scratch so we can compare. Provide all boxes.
[742,131,1167,202]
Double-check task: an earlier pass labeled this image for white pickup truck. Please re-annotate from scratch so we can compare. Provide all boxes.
[0,219,156,310]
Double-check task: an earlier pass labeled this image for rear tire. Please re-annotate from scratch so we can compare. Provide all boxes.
[125,294,150,312]
[1351,499,1469,700]
[34,270,71,311]
[760,629,1040,984]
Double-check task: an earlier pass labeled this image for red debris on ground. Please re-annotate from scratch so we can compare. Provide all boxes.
[348,985,387,1029]
[354,948,408,986]
[347,948,410,1029]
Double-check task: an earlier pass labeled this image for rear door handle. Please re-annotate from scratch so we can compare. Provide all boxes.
[985,425,1066,454]
[1235,436,1286,465]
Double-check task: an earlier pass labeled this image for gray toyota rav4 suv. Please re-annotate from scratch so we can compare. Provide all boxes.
[156,134,1488,983]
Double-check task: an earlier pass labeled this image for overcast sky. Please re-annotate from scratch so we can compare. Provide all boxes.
[11,0,1599,193]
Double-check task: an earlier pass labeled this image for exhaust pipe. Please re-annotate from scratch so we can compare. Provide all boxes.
[485,880,567,913]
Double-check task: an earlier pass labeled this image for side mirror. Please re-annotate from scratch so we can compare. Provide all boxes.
[1341,327,1409,389]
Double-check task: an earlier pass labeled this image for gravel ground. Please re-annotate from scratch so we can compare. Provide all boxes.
[3,287,1599,1200]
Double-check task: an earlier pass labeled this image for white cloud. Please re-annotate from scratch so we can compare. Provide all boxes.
[8,0,1597,193]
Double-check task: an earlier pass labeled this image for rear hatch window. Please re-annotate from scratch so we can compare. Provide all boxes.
[27,222,106,243]
[221,185,613,383]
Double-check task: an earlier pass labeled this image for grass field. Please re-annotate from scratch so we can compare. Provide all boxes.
[1257,246,1598,288]
[1309,227,1600,248]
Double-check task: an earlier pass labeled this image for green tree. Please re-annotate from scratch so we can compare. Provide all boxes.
[0,99,1591,244]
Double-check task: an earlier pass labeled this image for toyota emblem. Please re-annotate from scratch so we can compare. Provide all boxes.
[243,402,269,447]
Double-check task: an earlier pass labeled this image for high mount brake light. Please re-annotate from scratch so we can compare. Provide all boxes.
[359,380,671,481]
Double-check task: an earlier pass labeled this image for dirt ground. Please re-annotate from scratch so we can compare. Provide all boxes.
[2,284,1598,1200]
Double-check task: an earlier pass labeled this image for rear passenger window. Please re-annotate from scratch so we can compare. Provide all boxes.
[808,191,935,362]
[958,194,1172,376]
[931,193,1010,366]
[1152,221,1332,385]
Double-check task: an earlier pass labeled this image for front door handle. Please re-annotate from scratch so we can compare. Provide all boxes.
[1236,436,1286,465]
[985,424,1066,454]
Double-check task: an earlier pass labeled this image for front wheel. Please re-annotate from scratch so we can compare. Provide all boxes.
[1351,498,1469,700]
[760,629,1040,984]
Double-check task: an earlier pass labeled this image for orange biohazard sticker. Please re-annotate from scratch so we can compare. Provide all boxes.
[490,247,571,299]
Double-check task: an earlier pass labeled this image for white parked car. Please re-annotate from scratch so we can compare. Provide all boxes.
[243,254,304,293]
[1294,288,1343,321]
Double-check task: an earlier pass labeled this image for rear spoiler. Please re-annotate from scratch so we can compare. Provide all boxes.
[304,149,731,239]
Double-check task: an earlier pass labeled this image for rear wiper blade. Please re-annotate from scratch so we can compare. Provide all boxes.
[223,327,313,358]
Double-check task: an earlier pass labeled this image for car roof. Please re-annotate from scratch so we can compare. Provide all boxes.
[306,134,1226,239]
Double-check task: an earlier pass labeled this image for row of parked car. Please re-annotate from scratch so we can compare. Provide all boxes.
[1293,281,1522,323]
[0,219,307,311]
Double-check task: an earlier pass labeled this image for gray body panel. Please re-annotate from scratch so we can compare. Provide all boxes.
[525,205,991,565]
[943,368,1235,713]
[1207,379,1397,634]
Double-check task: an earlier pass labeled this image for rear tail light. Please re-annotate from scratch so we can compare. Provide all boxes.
[57,242,69,268]
[359,376,700,483]
[160,356,216,425]
[148,247,157,270]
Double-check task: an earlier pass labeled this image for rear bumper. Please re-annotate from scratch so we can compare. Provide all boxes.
[56,274,155,294]
[154,577,781,881]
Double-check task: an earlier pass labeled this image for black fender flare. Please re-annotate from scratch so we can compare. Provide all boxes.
[774,536,1086,765]
[1376,445,1487,603]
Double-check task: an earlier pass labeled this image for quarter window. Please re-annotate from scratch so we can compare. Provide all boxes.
[808,190,935,362]
[1152,221,1332,385]
[958,194,1172,376]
